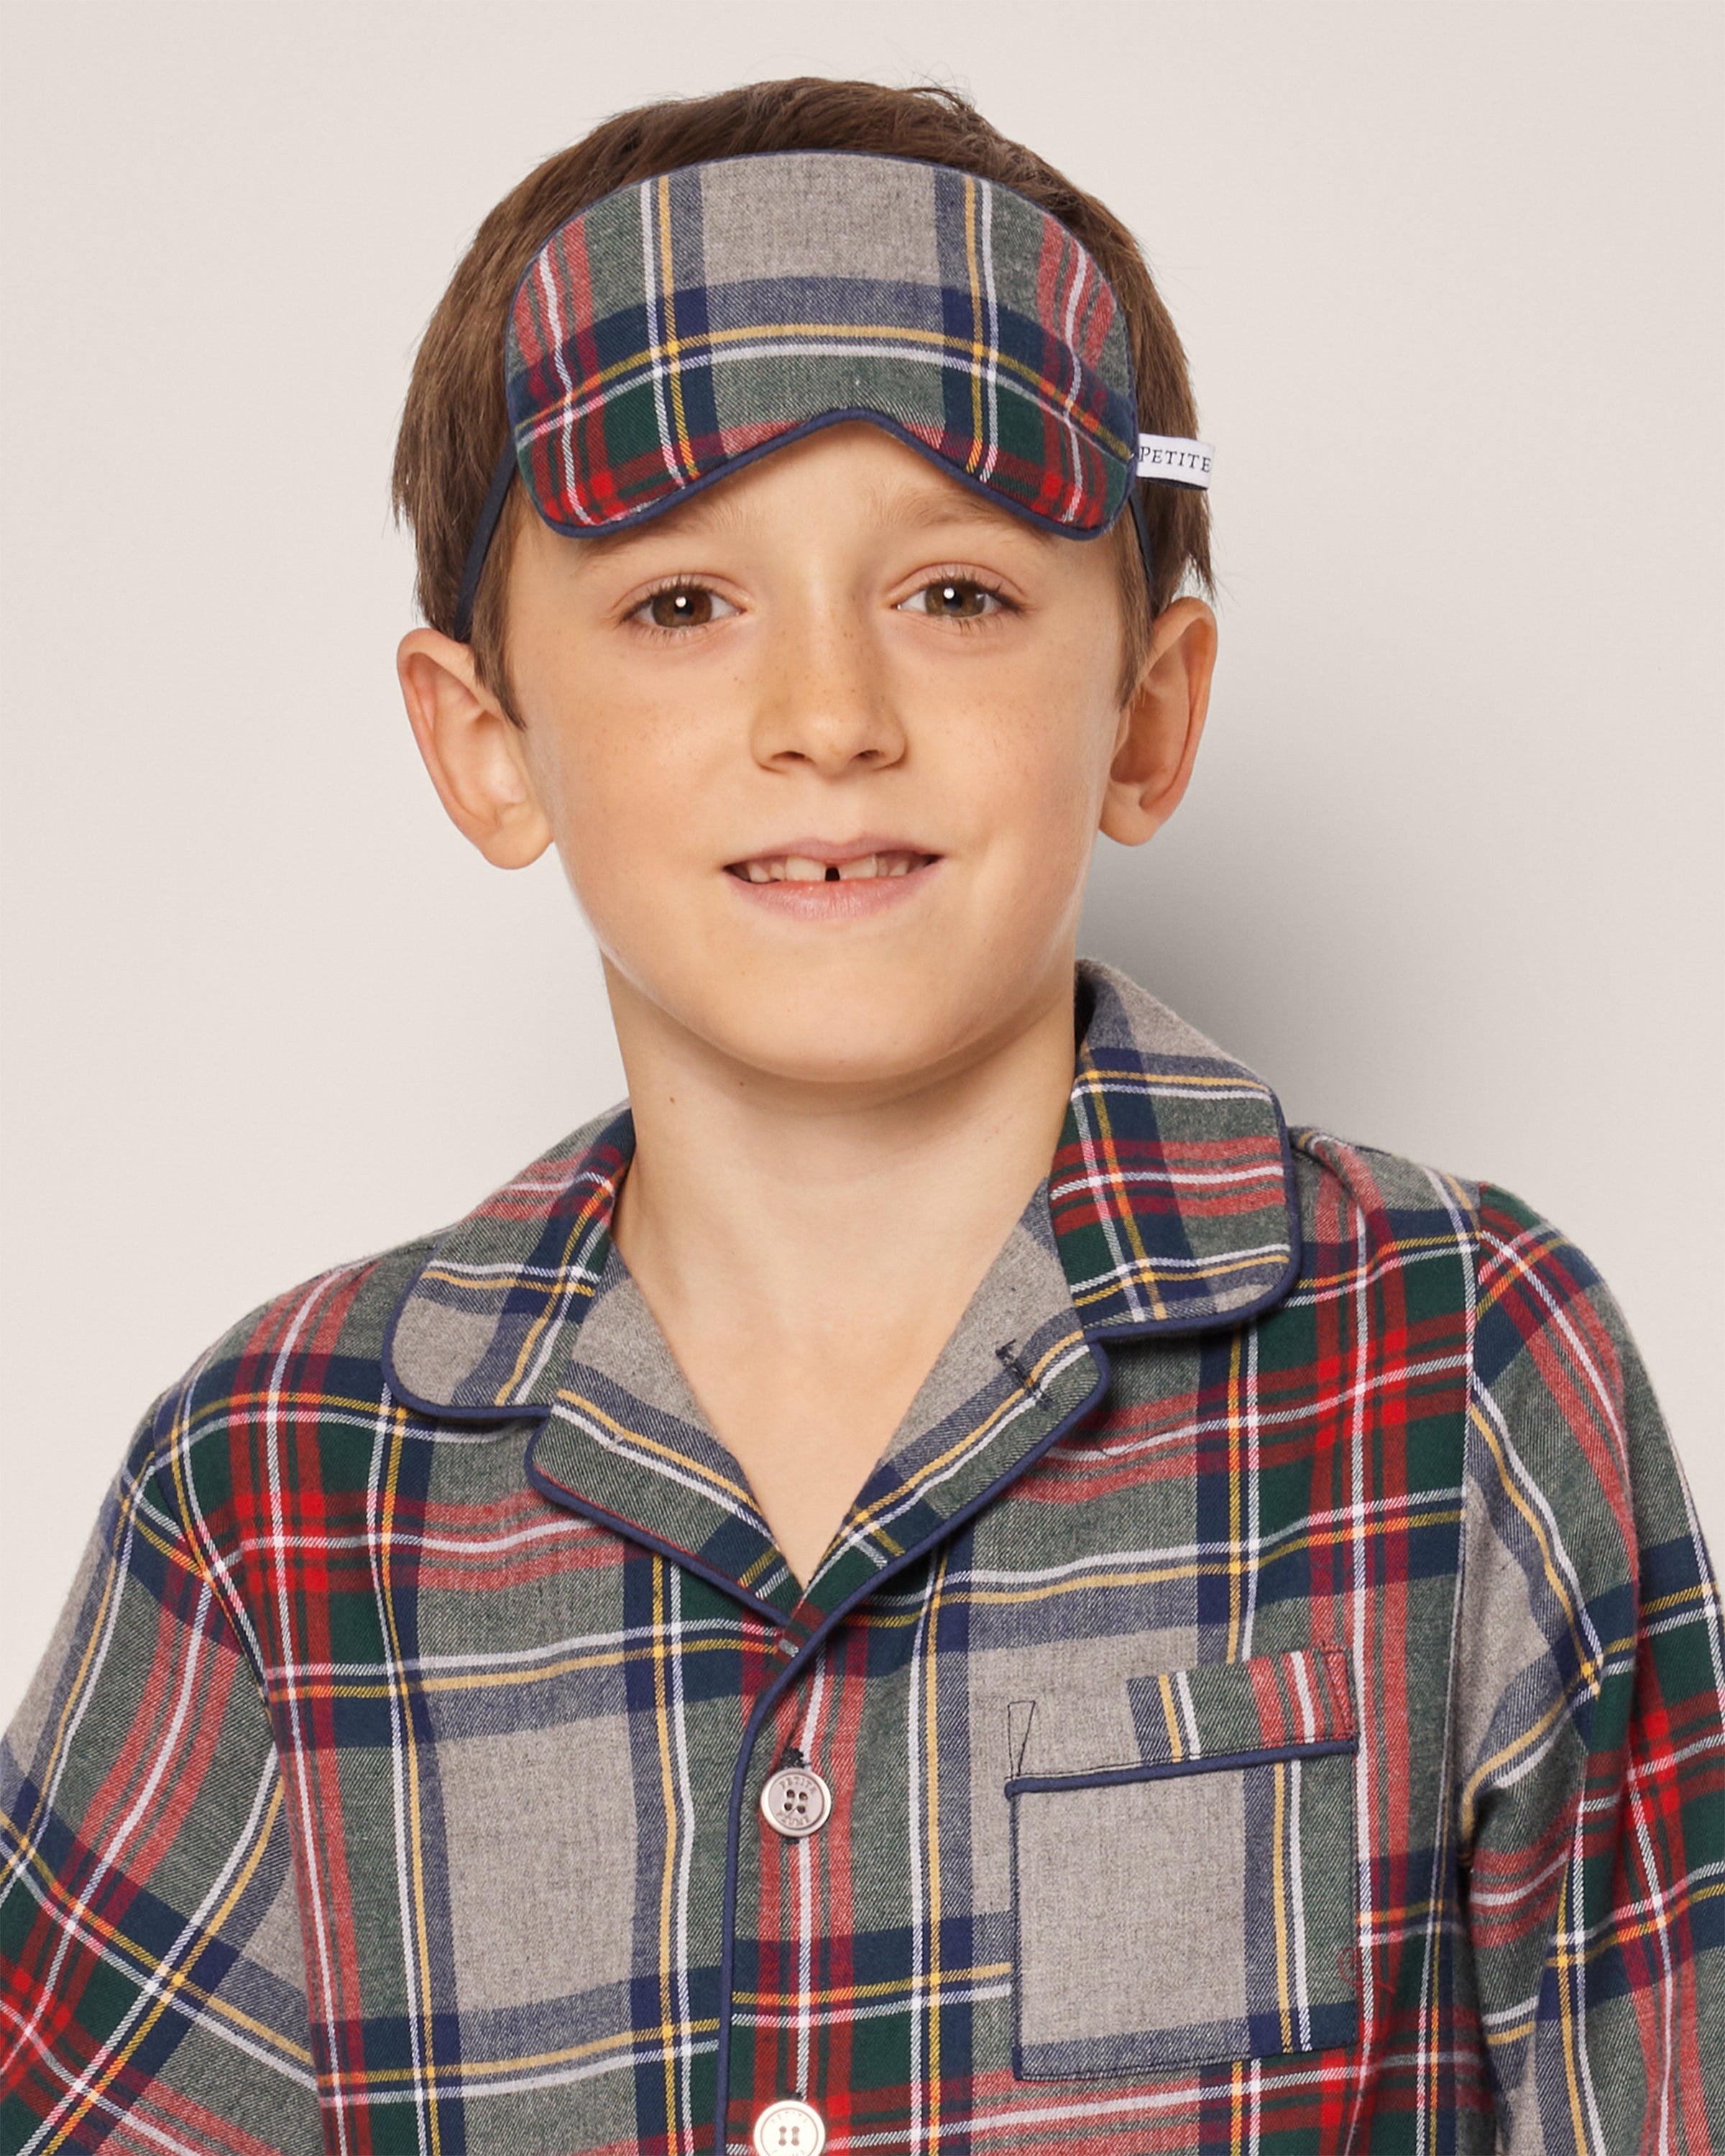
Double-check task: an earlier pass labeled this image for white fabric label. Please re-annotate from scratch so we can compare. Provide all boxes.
[1136,435,1214,487]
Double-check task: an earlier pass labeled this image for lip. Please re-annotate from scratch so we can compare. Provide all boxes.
[724,834,940,870]
[722,836,944,919]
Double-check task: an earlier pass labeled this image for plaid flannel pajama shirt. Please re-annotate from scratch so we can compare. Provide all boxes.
[4,963,1721,2153]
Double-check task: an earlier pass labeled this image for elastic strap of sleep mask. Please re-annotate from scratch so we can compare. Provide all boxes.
[453,449,518,647]
[450,432,1211,645]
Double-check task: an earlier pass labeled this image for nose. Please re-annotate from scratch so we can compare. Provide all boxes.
[749,600,906,779]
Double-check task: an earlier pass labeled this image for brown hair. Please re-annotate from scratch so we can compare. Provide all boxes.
[392,79,1211,717]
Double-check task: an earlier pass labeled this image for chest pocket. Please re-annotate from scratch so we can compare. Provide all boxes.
[1006,1646,1358,2081]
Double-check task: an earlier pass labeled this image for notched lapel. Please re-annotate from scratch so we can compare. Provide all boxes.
[528,1250,798,1621]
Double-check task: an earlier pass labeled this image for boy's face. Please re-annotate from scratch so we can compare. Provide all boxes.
[401,423,1214,1095]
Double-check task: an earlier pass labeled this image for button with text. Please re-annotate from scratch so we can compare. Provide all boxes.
[753,2098,826,2154]
[760,1762,832,1840]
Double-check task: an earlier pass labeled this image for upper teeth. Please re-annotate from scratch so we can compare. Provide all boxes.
[739,852,926,884]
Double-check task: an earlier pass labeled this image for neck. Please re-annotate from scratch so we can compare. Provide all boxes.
[604,963,1080,1354]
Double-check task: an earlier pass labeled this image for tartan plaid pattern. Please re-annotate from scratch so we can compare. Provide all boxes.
[503,152,1140,541]
[4,962,1721,2154]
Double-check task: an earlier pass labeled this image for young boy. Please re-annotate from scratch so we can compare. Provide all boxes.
[3,77,1719,2156]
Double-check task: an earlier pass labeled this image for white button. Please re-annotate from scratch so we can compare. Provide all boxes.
[752,2097,826,2155]
[760,1763,832,1839]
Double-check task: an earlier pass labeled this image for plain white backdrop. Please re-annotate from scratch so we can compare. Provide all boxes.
[1,2,1720,1725]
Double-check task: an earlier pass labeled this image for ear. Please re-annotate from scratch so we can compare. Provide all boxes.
[396,629,554,869]
[1098,597,1218,845]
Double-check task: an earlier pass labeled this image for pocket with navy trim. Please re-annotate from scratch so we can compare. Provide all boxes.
[1006,1646,1359,2081]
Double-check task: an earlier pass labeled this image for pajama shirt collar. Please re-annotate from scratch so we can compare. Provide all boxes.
[382,963,1300,1624]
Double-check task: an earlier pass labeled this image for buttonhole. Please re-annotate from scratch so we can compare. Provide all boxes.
[995,1341,1043,1398]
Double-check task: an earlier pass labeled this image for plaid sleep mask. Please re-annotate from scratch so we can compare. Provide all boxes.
[452,150,1212,640]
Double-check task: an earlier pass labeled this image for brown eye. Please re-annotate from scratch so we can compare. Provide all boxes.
[646,585,716,628]
[903,579,1003,620]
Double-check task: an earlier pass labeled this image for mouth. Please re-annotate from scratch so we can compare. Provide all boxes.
[725,848,939,884]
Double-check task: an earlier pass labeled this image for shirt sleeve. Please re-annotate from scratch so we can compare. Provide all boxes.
[1,1398,323,2155]
[1454,1186,1725,2152]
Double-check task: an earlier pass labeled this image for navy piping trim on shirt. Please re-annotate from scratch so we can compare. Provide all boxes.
[523,1441,791,1628]
[1004,1735,1358,1799]
[379,1287,546,1428]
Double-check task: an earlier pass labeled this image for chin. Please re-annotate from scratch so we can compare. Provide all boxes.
[599,907,1068,1088]
[707,967,1029,1091]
